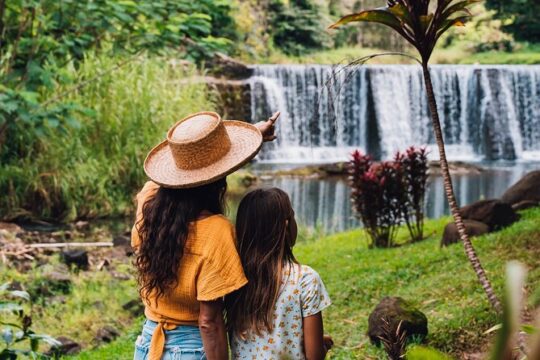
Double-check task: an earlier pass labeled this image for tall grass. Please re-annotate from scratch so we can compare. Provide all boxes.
[0,54,216,221]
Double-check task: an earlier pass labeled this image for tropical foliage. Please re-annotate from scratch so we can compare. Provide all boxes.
[486,0,540,43]
[1,283,60,359]
[330,0,502,313]
[349,148,428,248]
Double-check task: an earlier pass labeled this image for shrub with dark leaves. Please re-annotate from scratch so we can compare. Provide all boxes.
[349,151,403,248]
[397,147,429,242]
[349,147,428,248]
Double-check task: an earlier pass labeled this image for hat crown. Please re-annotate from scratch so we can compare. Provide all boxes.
[167,112,231,170]
[170,114,218,143]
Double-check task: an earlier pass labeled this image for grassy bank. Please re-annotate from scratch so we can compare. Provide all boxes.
[262,45,540,65]
[7,207,530,359]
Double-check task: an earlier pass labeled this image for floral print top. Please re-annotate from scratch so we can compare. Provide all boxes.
[230,264,331,360]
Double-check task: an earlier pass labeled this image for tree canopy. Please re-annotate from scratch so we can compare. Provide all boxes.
[486,0,540,43]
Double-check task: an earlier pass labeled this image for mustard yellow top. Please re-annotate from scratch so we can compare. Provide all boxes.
[131,181,247,360]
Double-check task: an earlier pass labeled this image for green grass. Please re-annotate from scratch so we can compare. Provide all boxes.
[261,44,540,65]
[53,207,540,360]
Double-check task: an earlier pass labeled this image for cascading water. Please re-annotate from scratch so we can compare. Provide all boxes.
[250,65,540,163]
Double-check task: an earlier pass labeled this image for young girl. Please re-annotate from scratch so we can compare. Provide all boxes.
[226,188,333,360]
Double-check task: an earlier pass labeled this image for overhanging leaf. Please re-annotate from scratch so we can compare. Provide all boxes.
[329,8,402,31]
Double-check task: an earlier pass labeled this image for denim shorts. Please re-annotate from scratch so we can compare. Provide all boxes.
[133,320,206,360]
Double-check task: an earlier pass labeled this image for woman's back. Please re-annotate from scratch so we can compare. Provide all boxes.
[231,264,331,360]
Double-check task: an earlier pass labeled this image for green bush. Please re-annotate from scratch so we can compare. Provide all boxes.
[1,283,61,359]
[268,0,330,56]
[0,54,215,221]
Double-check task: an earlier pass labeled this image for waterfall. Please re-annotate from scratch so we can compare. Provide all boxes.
[250,64,540,163]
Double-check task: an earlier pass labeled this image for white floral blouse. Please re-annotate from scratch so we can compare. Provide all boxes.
[230,264,331,360]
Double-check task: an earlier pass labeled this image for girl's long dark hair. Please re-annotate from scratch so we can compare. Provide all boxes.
[226,188,297,335]
[135,178,227,302]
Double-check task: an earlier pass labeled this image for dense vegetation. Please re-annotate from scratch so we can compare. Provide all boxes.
[2,209,536,358]
[1,0,539,221]
[486,0,540,43]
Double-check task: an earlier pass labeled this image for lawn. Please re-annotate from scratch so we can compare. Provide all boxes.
[50,207,540,359]
[261,45,540,65]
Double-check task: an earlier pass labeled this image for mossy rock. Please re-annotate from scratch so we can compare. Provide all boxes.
[368,296,428,346]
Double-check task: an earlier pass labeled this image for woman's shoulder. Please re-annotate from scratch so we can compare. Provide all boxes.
[136,181,159,202]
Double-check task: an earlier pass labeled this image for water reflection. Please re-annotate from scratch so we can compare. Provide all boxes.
[252,163,540,234]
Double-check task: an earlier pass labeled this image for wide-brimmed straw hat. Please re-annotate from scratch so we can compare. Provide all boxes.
[144,112,262,188]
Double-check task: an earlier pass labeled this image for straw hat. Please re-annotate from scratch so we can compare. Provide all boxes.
[144,112,262,188]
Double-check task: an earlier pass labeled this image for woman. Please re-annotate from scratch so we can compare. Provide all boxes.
[131,111,278,360]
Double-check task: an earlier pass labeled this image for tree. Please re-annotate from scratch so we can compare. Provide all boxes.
[485,0,540,43]
[268,0,330,56]
[0,0,236,166]
[330,0,502,312]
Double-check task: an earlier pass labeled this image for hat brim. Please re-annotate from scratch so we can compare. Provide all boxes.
[144,121,263,189]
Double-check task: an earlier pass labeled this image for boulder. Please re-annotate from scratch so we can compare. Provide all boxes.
[94,325,120,343]
[502,171,540,206]
[460,199,519,231]
[207,52,253,80]
[368,297,428,346]
[61,249,89,270]
[113,235,130,247]
[32,271,72,297]
[46,336,81,356]
[122,299,145,317]
[441,220,489,247]
[512,200,539,212]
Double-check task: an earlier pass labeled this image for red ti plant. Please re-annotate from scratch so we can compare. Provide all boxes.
[397,147,429,242]
[349,151,404,248]
[331,1,501,312]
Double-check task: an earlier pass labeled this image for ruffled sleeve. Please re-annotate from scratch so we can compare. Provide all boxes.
[300,265,332,317]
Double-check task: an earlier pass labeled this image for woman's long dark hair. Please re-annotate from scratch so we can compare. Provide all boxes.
[226,188,297,335]
[135,178,227,302]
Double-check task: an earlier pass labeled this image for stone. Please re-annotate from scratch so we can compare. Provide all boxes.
[122,299,145,317]
[460,199,519,231]
[368,297,428,346]
[441,220,490,247]
[94,325,120,343]
[512,200,539,212]
[33,271,72,297]
[0,222,23,235]
[113,235,130,247]
[207,52,253,80]
[502,170,540,206]
[46,336,81,356]
[61,249,89,270]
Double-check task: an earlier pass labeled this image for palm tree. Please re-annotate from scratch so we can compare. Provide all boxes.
[330,0,502,312]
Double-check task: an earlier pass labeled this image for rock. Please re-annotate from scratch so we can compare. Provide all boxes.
[512,200,539,212]
[502,170,540,206]
[0,222,23,235]
[46,336,81,356]
[207,52,253,80]
[428,161,484,176]
[74,220,89,230]
[122,299,145,317]
[319,162,349,176]
[94,325,120,343]
[33,271,72,296]
[113,235,130,247]
[441,220,490,247]
[368,297,428,346]
[460,199,519,231]
[61,249,89,270]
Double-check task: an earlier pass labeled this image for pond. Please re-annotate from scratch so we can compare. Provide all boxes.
[245,162,540,234]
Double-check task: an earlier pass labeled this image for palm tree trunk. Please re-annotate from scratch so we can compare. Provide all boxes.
[421,62,502,313]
